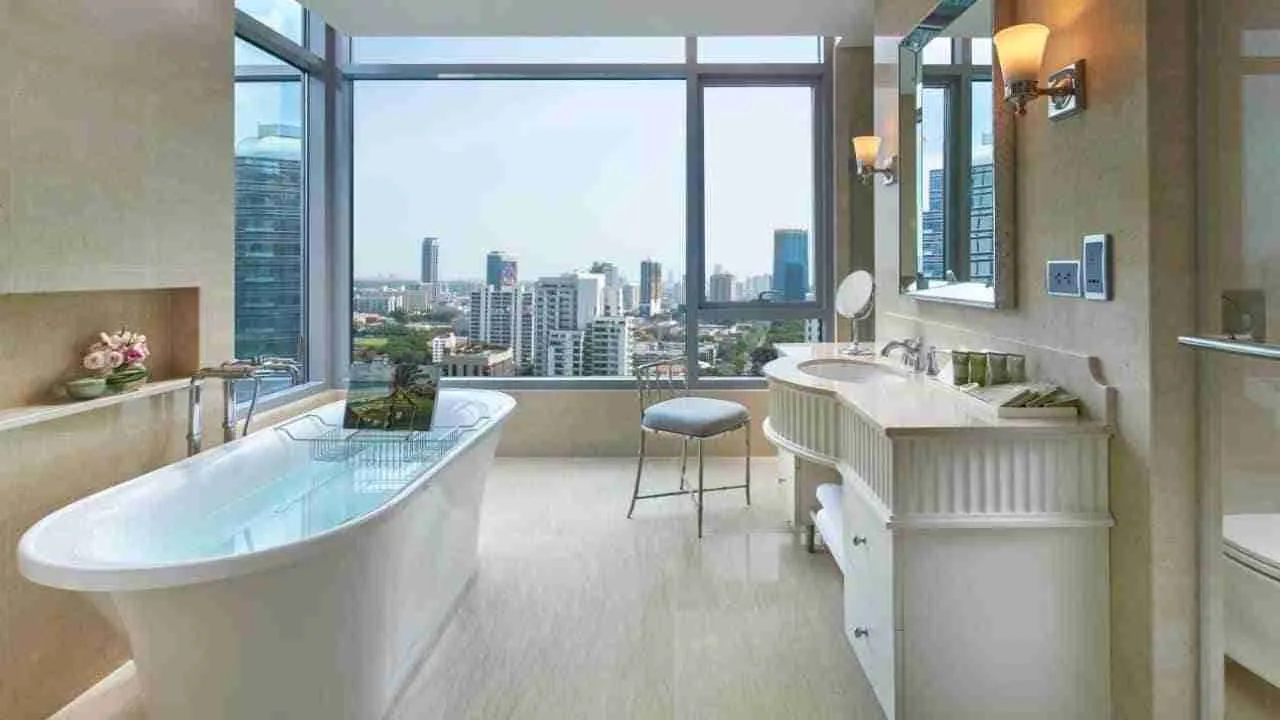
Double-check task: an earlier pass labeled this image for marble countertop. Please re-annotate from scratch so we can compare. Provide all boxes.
[764,344,1109,438]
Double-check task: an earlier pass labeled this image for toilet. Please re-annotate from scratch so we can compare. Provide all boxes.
[1224,513,1280,687]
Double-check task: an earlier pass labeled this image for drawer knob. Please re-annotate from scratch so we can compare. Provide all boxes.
[852,535,868,546]
[853,626,871,638]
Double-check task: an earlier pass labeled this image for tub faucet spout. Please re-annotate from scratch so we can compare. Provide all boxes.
[186,357,304,456]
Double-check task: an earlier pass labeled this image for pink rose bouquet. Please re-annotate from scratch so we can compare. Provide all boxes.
[82,327,150,391]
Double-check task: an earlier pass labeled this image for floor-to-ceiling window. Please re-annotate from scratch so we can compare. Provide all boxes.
[347,37,834,383]
[233,0,331,401]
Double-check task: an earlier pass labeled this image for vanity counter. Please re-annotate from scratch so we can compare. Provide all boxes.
[764,343,1108,439]
[763,343,1113,719]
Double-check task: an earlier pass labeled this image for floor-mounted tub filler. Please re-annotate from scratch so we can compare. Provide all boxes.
[19,389,515,720]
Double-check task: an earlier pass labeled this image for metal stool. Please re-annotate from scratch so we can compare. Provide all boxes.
[626,359,751,538]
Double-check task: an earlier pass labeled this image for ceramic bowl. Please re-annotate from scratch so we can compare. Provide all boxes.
[65,377,108,400]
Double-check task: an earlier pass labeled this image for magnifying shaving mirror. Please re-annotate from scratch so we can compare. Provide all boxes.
[835,270,876,356]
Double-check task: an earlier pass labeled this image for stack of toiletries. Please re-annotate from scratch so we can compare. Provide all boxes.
[944,350,1080,418]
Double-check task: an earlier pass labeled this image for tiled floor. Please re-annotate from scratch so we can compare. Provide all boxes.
[58,457,880,720]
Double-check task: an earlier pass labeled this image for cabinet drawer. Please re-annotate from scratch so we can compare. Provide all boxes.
[843,484,896,716]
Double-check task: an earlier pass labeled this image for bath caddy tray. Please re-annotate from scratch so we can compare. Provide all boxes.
[275,413,488,466]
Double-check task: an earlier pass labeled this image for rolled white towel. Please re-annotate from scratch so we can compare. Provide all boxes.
[815,507,847,575]
[816,482,842,512]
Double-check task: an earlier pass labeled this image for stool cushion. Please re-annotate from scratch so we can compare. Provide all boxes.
[642,397,750,438]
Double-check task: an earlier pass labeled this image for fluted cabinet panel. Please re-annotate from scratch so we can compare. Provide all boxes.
[893,436,1109,520]
[768,378,1110,526]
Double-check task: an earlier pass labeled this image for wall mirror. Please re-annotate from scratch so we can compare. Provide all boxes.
[898,0,1015,309]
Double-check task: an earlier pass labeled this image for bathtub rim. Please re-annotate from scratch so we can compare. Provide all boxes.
[17,389,515,593]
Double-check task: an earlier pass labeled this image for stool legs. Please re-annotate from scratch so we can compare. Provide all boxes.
[679,437,689,491]
[627,423,750,538]
[627,429,647,519]
[697,438,705,539]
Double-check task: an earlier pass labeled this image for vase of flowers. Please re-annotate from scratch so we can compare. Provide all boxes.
[83,328,151,393]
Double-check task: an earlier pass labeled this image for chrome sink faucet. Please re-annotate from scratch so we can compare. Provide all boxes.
[880,338,937,375]
[186,357,304,456]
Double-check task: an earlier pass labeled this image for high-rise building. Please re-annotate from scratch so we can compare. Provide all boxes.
[585,316,634,376]
[544,330,586,377]
[744,274,773,301]
[920,169,945,280]
[468,286,534,370]
[590,261,621,289]
[485,251,518,289]
[421,238,439,284]
[533,272,605,376]
[709,271,735,302]
[772,229,810,302]
[518,292,536,373]
[621,283,640,314]
[235,123,304,361]
[969,161,995,283]
[602,285,625,317]
[639,260,663,317]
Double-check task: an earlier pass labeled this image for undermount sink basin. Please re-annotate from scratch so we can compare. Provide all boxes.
[797,359,906,384]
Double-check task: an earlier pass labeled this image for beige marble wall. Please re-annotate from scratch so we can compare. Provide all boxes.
[872,0,1199,718]
[0,1,235,717]
[833,45,876,343]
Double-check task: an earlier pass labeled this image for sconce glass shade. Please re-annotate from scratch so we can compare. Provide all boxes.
[993,23,1050,84]
[852,136,882,166]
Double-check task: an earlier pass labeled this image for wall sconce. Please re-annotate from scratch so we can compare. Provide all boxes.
[852,136,897,186]
[992,23,1085,120]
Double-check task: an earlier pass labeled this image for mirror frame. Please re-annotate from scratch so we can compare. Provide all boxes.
[896,0,1016,310]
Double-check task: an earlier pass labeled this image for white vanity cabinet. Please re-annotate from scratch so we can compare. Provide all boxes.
[765,346,1113,719]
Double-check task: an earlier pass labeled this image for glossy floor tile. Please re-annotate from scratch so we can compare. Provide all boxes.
[56,457,880,720]
[390,457,878,720]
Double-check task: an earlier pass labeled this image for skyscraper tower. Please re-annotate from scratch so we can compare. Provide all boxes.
[708,270,735,303]
[235,123,303,361]
[420,237,440,285]
[533,272,605,376]
[485,251,518,289]
[639,259,662,317]
[772,229,810,302]
[469,286,533,369]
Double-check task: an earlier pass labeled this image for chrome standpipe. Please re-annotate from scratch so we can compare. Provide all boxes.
[185,358,301,456]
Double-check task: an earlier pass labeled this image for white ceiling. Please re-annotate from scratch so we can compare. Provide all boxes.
[303,0,875,45]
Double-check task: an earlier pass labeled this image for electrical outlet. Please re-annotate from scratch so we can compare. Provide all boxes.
[1046,260,1082,297]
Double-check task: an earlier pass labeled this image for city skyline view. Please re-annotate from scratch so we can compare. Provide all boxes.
[351,76,814,283]
[236,25,827,381]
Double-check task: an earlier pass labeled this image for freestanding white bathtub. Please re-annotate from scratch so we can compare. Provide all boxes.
[19,389,514,720]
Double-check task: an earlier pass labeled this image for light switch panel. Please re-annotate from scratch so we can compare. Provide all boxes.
[1082,234,1111,300]
[1046,260,1082,297]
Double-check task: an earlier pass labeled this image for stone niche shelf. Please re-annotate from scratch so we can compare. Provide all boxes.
[0,287,200,432]
[0,378,193,433]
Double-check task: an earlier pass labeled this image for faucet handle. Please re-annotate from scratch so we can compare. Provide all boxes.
[924,346,939,376]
